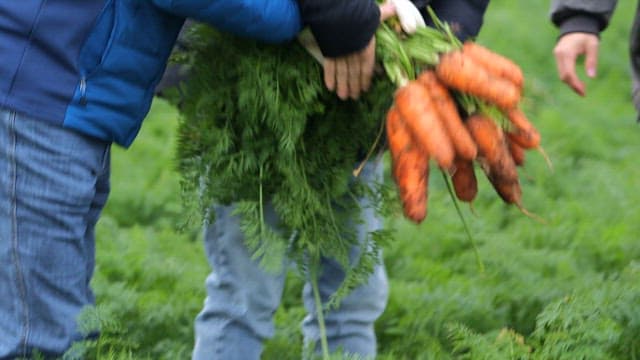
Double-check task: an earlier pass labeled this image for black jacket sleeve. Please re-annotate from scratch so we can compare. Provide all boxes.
[298,0,380,58]
[421,0,489,41]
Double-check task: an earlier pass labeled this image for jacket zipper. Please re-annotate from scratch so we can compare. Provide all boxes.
[79,77,87,106]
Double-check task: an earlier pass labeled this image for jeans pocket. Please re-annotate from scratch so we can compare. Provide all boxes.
[13,113,110,279]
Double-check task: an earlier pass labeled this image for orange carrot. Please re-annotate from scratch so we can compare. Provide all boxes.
[507,135,526,166]
[386,106,413,164]
[505,108,553,170]
[451,157,478,203]
[386,106,429,223]
[464,114,507,165]
[489,171,523,205]
[504,108,540,149]
[394,149,429,223]
[465,114,521,205]
[462,42,524,90]
[394,80,455,170]
[436,50,521,110]
[417,70,478,161]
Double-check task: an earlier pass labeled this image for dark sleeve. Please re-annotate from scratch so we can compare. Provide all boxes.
[298,0,380,57]
[553,13,603,37]
[550,0,617,36]
[420,0,490,41]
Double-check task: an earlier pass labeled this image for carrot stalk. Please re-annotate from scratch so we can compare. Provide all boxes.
[441,170,485,273]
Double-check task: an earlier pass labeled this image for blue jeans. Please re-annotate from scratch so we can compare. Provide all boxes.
[0,109,111,358]
[192,161,389,359]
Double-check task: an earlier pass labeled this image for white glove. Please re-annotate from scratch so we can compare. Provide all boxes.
[391,0,426,34]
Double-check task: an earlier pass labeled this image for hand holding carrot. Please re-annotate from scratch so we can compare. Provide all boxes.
[553,32,600,96]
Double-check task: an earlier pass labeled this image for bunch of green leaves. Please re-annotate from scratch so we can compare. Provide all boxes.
[439,263,640,360]
[375,7,460,87]
[174,24,397,304]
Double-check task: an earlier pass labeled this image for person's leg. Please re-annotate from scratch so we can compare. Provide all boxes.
[302,160,389,358]
[0,110,111,358]
[192,203,287,360]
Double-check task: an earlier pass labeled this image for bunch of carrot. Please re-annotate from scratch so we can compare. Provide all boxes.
[386,40,546,224]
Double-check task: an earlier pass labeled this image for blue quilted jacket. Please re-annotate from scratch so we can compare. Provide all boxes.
[0,1,301,147]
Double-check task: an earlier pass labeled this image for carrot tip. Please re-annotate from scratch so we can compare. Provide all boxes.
[536,146,553,172]
[516,203,547,224]
[468,202,478,217]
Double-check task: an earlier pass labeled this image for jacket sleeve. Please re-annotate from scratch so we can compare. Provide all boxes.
[298,0,380,58]
[550,0,618,36]
[420,0,489,41]
[151,0,302,43]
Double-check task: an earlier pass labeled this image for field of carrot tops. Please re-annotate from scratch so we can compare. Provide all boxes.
[77,1,640,359]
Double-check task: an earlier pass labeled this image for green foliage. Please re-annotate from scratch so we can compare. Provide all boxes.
[174,24,397,301]
[448,325,531,360]
[530,263,640,360]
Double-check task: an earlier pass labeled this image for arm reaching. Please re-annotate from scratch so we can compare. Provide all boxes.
[549,0,617,95]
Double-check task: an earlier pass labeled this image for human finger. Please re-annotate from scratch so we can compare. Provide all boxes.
[324,58,336,91]
[359,38,376,92]
[335,58,350,100]
[583,37,599,78]
[558,53,585,96]
[554,39,585,96]
[347,54,361,99]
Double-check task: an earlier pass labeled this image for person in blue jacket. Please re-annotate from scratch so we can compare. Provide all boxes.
[185,1,490,359]
[0,1,302,358]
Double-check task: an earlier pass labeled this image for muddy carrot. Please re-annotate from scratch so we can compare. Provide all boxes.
[451,157,478,203]
[465,114,521,204]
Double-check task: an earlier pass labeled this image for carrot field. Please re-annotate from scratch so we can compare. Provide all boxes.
[83,1,640,359]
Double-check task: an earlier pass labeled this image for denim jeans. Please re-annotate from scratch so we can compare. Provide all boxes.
[0,109,111,358]
[192,161,389,360]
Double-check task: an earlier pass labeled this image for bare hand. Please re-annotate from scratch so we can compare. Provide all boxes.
[553,32,600,96]
[323,2,396,100]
